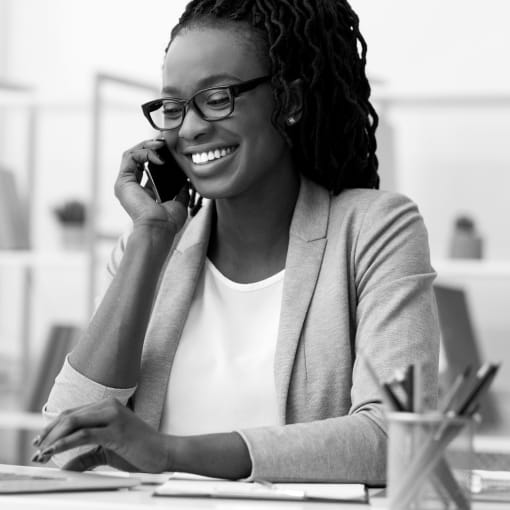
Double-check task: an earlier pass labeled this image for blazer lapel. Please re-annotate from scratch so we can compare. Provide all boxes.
[133,180,330,428]
[133,201,213,428]
[275,178,330,422]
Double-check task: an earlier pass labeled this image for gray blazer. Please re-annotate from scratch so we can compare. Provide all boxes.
[46,177,439,484]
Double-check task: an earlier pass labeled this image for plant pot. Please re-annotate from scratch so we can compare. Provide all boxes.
[60,224,86,250]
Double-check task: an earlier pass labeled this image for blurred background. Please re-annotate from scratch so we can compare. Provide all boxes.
[0,0,509,464]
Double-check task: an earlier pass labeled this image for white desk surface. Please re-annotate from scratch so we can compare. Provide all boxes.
[0,484,509,510]
[0,484,364,510]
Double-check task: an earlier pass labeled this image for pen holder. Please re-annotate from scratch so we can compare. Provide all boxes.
[387,412,476,510]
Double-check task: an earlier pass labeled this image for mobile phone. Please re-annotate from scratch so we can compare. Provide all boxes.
[144,145,187,203]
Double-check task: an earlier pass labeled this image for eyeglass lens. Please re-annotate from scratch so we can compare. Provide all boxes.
[150,87,234,130]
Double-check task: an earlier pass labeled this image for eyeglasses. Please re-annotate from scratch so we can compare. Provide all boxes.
[141,75,271,131]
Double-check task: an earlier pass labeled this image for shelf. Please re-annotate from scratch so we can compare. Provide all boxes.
[0,250,87,268]
[2,252,508,276]
[433,259,510,279]
[373,90,510,108]
[0,411,44,431]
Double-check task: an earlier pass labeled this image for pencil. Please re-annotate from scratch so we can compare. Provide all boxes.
[359,351,405,412]
[392,362,500,508]
[439,365,472,414]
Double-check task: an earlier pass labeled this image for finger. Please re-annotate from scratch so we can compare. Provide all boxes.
[61,446,107,472]
[127,148,164,169]
[128,138,165,154]
[134,165,144,184]
[142,180,157,201]
[119,140,165,175]
[34,402,99,447]
[135,138,165,150]
[34,427,108,464]
[37,407,111,452]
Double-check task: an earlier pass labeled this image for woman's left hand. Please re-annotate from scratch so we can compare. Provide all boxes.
[33,398,170,473]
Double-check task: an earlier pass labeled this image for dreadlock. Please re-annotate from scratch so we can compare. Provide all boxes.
[167,0,379,194]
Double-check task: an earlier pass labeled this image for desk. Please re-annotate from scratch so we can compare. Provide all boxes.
[0,485,509,510]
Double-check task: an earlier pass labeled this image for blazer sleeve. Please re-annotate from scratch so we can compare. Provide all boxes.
[239,192,440,483]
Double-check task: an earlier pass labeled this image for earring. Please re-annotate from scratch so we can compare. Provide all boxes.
[188,182,203,217]
[287,116,296,126]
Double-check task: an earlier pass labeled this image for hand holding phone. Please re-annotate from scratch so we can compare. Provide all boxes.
[144,145,187,203]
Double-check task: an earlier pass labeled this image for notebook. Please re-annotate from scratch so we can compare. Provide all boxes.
[0,464,140,494]
[434,284,510,472]
[154,476,367,503]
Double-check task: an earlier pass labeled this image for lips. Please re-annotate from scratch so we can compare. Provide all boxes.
[188,145,238,165]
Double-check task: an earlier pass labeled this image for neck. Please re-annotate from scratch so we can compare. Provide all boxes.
[208,169,300,282]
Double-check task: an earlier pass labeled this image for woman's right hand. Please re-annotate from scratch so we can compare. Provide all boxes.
[114,139,188,234]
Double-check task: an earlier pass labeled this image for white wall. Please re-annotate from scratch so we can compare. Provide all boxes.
[0,0,188,363]
[0,0,9,75]
[5,0,187,100]
[1,0,509,384]
[351,0,510,260]
[4,0,510,257]
[354,0,510,93]
[354,0,510,388]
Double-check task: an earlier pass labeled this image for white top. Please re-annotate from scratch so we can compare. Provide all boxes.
[162,258,284,435]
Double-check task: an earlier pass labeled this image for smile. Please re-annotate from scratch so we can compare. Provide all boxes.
[190,145,237,165]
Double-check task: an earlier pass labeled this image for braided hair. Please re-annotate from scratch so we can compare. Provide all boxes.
[167,0,379,194]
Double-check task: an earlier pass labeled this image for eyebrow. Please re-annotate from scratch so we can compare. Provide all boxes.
[162,73,242,96]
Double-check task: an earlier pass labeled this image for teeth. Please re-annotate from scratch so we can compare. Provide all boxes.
[191,146,235,165]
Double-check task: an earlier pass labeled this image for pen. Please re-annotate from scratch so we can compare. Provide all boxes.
[359,351,405,412]
[439,365,472,414]
[388,367,412,412]
[433,365,473,441]
[406,364,414,412]
[412,362,424,413]
[393,362,500,508]
[455,363,500,417]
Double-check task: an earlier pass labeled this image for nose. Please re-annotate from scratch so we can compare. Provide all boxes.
[177,103,210,141]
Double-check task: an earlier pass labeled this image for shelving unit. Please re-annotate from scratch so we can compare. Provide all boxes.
[0,80,38,387]
[87,73,159,316]
[433,259,510,279]
[1,73,158,362]
[374,90,510,109]
[0,250,86,268]
[3,82,509,348]
[3,82,508,352]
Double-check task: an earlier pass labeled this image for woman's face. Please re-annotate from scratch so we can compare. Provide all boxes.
[162,25,294,200]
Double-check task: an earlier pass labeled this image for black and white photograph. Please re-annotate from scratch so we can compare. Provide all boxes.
[0,1,509,507]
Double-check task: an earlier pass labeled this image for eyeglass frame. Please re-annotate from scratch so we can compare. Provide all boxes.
[141,75,271,131]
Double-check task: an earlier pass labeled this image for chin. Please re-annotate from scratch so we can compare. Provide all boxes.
[189,173,246,201]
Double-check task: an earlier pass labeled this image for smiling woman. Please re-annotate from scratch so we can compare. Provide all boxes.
[159,26,296,205]
[39,0,439,484]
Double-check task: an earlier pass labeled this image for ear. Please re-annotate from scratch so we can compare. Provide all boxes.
[284,78,304,127]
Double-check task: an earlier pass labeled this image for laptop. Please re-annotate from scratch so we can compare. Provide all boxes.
[0,463,140,494]
[434,283,510,471]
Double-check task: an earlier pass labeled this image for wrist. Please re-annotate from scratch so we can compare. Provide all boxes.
[163,434,186,472]
[160,433,252,479]
[129,220,178,251]
[132,218,179,237]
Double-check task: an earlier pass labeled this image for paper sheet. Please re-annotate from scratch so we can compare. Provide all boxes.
[154,478,367,502]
